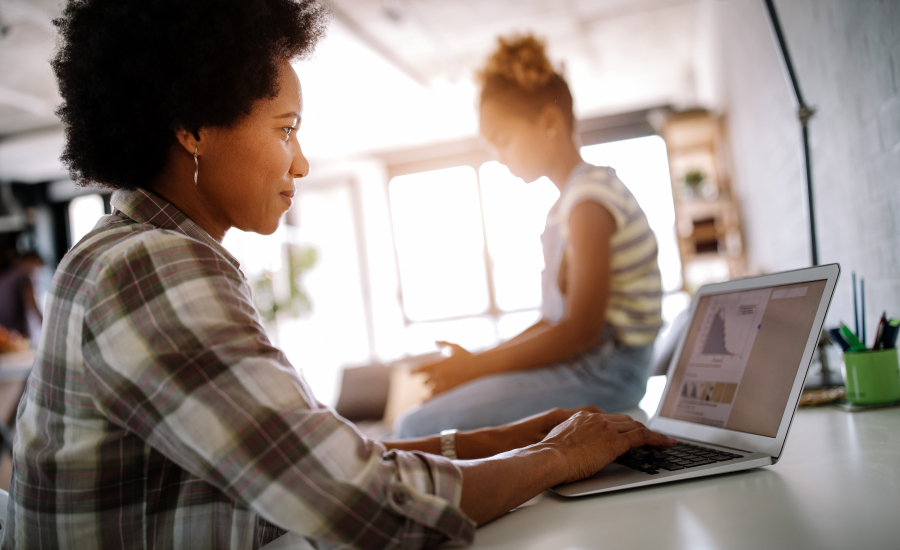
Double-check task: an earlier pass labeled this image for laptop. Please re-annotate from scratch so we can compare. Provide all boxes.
[552,264,840,497]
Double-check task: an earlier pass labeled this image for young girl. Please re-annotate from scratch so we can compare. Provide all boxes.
[396,35,663,438]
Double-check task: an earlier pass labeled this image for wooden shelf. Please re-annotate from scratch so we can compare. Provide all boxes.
[661,110,747,293]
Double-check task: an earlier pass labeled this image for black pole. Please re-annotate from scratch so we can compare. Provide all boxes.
[763,0,819,266]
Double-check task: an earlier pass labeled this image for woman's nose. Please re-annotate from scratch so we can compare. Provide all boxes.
[292,147,310,179]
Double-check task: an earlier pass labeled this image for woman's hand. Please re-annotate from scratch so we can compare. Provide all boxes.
[457,407,604,459]
[540,411,676,485]
[456,410,675,525]
[413,341,482,396]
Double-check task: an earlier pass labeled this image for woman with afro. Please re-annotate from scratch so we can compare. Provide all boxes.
[3,3,672,549]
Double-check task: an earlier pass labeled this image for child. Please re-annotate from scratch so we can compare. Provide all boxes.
[396,35,663,438]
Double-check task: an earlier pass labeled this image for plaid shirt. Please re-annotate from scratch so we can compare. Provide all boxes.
[4,188,475,549]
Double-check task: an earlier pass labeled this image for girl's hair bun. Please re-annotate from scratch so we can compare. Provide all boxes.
[479,34,557,91]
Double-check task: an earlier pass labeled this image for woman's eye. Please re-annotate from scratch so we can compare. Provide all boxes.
[283,127,293,138]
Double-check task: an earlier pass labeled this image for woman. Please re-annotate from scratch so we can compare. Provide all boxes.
[0,250,44,343]
[396,36,663,438]
[4,2,673,549]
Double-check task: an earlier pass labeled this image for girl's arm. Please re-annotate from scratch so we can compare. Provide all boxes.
[493,319,550,349]
[416,201,615,395]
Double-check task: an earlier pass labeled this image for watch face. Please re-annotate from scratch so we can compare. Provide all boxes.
[440,430,458,459]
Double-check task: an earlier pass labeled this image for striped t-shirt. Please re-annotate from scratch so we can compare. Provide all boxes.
[541,162,663,346]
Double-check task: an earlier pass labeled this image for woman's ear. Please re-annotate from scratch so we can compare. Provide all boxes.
[174,127,201,156]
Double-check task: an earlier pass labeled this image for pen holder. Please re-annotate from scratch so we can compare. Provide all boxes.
[841,348,900,405]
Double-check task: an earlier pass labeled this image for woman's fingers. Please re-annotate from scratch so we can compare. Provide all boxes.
[621,424,676,448]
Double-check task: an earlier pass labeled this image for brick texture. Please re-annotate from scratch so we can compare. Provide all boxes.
[717,0,900,333]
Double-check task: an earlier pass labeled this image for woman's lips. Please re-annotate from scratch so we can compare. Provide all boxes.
[279,190,294,207]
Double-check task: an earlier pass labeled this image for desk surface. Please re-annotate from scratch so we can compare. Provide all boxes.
[462,406,900,550]
[263,405,900,550]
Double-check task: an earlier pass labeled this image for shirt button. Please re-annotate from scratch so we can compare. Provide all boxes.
[392,488,410,506]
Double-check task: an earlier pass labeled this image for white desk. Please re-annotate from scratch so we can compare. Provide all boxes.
[463,406,900,550]
[263,406,900,550]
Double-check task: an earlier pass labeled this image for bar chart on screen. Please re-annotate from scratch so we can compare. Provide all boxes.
[690,289,771,370]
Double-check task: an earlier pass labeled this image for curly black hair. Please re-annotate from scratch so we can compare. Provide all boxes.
[52,0,329,190]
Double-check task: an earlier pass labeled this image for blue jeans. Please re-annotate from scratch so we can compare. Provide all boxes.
[393,336,653,438]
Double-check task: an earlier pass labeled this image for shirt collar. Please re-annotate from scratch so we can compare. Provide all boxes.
[110,187,241,269]
[564,161,594,189]
[547,161,595,222]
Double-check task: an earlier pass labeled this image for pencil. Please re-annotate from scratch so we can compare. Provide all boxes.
[860,278,866,346]
[852,272,859,338]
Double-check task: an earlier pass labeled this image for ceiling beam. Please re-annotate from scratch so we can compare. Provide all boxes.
[0,0,56,32]
[325,1,430,87]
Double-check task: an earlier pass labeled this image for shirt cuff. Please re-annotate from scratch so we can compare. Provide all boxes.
[384,449,477,545]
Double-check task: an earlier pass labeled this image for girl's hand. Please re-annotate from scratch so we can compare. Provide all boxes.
[413,341,480,396]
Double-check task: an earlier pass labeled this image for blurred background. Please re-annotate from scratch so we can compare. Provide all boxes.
[0,0,898,415]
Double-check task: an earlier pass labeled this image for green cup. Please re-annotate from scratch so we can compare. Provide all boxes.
[842,348,900,405]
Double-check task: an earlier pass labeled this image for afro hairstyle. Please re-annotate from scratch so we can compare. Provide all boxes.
[52,0,329,190]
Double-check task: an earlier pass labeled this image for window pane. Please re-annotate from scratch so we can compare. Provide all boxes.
[401,317,499,356]
[479,162,559,312]
[280,183,372,405]
[580,136,683,292]
[389,166,489,321]
[222,183,371,406]
[68,194,105,246]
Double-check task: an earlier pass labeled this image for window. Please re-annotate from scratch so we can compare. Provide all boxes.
[388,135,682,354]
[68,194,105,246]
[389,166,490,322]
[580,135,683,292]
[479,161,559,312]
[223,180,373,406]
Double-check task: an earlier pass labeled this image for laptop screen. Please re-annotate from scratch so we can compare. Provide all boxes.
[658,280,828,437]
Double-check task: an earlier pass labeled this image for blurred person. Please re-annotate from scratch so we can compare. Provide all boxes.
[0,250,44,344]
[3,3,673,549]
[396,35,663,438]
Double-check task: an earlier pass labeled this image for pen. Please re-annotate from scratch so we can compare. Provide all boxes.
[873,312,887,350]
[829,327,850,352]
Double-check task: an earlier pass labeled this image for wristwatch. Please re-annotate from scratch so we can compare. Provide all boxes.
[439,429,458,460]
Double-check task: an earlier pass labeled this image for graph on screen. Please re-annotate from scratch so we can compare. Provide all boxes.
[690,290,771,369]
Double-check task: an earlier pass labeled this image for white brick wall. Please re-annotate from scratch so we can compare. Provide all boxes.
[717,0,900,335]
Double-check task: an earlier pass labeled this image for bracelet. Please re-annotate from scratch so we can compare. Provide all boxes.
[439,429,458,460]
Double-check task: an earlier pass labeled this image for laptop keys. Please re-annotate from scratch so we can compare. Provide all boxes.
[614,442,744,474]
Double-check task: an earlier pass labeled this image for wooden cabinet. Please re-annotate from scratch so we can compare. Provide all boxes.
[660,110,746,293]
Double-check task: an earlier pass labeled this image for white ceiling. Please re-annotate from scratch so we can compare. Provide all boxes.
[0,0,721,180]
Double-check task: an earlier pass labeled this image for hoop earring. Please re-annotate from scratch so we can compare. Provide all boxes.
[193,146,199,185]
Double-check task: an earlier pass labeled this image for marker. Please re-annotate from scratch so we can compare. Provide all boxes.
[840,323,866,352]
[882,319,899,350]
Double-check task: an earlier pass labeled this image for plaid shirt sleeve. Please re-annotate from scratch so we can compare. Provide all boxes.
[80,228,475,548]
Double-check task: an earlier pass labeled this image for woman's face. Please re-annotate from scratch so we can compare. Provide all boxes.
[479,100,552,183]
[199,59,309,235]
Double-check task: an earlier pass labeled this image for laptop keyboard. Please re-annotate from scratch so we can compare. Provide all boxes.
[615,442,744,475]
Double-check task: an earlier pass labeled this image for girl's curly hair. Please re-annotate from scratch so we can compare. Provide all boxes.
[477,34,574,129]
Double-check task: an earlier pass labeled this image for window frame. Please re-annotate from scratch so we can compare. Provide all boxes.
[382,109,665,337]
